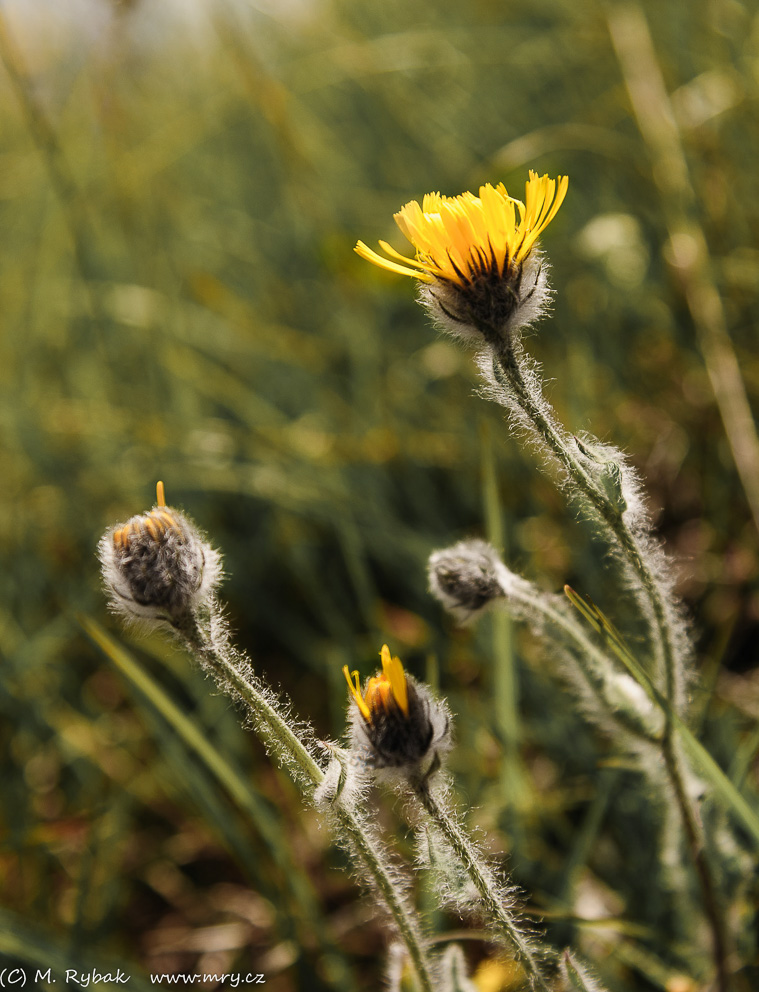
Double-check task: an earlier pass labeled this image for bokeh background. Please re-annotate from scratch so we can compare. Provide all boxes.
[1,0,758,989]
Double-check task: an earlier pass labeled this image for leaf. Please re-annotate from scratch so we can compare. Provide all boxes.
[561,951,606,992]
[564,588,759,848]
[440,944,479,992]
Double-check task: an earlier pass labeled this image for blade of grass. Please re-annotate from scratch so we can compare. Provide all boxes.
[480,419,525,813]
[608,2,759,535]
[81,615,356,992]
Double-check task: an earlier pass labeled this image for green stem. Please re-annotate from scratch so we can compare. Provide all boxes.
[481,420,522,801]
[489,338,730,991]
[502,582,662,742]
[494,341,676,695]
[179,620,437,992]
[414,782,551,992]
[662,733,731,992]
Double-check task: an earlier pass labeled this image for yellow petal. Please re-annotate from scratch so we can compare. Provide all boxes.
[343,665,371,721]
[378,240,437,273]
[380,644,409,715]
[354,241,435,282]
[357,172,567,287]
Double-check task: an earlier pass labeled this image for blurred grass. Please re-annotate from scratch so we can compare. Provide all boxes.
[0,0,758,988]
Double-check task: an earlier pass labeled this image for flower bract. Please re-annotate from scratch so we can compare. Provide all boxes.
[99,481,221,627]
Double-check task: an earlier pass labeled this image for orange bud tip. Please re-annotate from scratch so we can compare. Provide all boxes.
[156,481,166,507]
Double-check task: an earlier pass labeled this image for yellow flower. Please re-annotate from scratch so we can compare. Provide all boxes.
[472,957,523,992]
[355,171,568,288]
[343,646,450,771]
[343,644,409,722]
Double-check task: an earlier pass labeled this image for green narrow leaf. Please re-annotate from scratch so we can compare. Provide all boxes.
[564,588,759,848]
[561,951,608,992]
[440,944,478,992]
[80,615,355,991]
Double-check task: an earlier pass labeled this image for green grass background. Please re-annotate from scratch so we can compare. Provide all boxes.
[0,0,758,989]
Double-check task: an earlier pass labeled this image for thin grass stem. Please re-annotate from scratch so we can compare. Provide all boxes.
[0,13,103,320]
[608,2,759,538]
[480,421,523,802]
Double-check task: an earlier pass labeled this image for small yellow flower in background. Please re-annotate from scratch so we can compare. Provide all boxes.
[472,957,524,992]
[355,171,568,343]
[343,645,450,772]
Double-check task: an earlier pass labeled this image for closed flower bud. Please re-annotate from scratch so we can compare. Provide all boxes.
[428,539,505,623]
[98,482,222,628]
[344,645,450,775]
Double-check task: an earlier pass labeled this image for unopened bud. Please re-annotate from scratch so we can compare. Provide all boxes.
[428,539,505,623]
[99,482,222,628]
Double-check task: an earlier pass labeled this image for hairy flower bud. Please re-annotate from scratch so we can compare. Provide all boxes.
[428,539,506,623]
[98,482,222,628]
[344,645,450,775]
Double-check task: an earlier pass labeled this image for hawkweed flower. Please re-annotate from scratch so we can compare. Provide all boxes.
[98,481,222,628]
[344,645,450,776]
[355,171,568,345]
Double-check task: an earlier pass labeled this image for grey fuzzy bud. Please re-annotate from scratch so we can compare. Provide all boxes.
[428,539,505,623]
[99,500,222,628]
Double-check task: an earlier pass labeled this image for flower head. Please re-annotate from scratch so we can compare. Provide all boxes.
[99,481,222,628]
[428,539,506,624]
[343,645,450,773]
[356,171,568,342]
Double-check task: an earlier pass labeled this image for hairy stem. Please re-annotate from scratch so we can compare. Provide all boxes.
[487,336,730,991]
[414,781,551,992]
[495,572,662,742]
[178,616,437,992]
[493,339,678,697]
